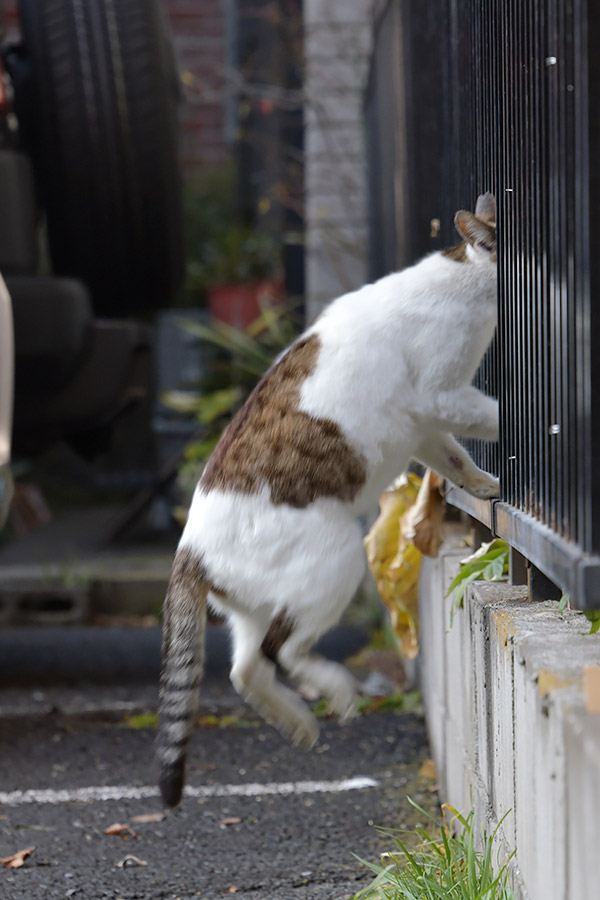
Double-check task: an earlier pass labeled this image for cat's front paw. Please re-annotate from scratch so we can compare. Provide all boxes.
[466,475,500,500]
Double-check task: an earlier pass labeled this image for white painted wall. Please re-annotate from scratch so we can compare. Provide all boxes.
[419,530,600,900]
[303,0,372,320]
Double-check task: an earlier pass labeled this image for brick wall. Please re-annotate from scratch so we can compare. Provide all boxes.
[166,0,229,172]
[1,0,229,174]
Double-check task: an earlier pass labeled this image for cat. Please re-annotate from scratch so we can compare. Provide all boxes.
[157,192,499,807]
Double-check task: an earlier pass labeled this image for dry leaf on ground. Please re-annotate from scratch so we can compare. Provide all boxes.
[419,758,437,780]
[104,823,137,839]
[130,812,164,824]
[0,845,36,868]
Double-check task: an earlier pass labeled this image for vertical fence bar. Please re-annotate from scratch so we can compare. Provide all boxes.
[364,0,600,605]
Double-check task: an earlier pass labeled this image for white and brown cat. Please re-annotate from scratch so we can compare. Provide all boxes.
[157,192,499,806]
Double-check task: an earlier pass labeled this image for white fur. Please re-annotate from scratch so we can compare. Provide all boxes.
[180,486,366,621]
[178,242,498,747]
[299,250,498,511]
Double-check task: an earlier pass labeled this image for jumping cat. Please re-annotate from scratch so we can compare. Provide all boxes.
[157,192,499,807]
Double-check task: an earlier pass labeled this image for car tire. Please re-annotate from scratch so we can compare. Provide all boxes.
[16,0,184,316]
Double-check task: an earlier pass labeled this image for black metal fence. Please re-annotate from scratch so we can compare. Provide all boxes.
[366,0,600,608]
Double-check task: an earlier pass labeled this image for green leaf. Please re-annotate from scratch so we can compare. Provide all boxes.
[446,540,510,606]
[181,318,272,374]
[193,387,243,424]
[584,610,600,634]
[482,553,508,581]
[119,713,158,730]
[184,437,219,461]
[446,559,492,598]
[557,592,570,615]
[448,569,486,617]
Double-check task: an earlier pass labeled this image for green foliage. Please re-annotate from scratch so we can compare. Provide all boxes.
[584,610,600,634]
[557,592,570,615]
[311,691,421,720]
[446,539,509,618]
[179,166,281,305]
[120,713,158,730]
[354,799,516,900]
[163,301,302,500]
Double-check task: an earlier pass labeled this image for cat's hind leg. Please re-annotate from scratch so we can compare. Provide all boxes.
[228,611,319,749]
[270,529,366,723]
[276,631,358,722]
[416,431,499,499]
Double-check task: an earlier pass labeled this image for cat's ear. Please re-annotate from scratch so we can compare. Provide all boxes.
[454,210,496,254]
[474,192,496,225]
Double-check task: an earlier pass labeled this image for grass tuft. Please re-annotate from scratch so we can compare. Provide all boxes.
[353,799,516,900]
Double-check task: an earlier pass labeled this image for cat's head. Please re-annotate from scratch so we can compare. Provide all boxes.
[453,192,496,264]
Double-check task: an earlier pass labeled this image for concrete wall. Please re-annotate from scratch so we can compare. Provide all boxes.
[303,0,372,320]
[419,527,600,900]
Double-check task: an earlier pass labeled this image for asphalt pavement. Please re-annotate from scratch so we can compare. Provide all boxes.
[0,625,437,900]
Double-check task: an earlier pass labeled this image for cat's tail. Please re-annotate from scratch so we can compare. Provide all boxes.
[156,547,208,808]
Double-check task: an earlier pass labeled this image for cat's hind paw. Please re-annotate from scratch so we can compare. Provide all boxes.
[327,673,358,723]
[290,714,320,750]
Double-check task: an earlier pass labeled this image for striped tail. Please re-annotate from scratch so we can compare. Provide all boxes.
[157,548,208,807]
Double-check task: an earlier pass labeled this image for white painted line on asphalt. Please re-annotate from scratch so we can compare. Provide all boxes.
[0,776,378,807]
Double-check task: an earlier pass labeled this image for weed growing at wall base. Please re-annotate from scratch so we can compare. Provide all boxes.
[354,799,516,900]
[446,539,509,621]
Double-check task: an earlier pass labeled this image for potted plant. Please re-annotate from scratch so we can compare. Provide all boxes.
[180,167,283,327]
[201,226,283,328]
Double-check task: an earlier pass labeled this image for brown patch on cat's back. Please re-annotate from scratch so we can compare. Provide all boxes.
[200,334,367,507]
[441,241,468,262]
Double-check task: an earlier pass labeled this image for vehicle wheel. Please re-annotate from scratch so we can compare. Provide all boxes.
[16,0,184,316]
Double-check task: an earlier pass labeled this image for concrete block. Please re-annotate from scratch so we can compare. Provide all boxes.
[565,706,600,900]
[305,236,368,302]
[441,550,469,812]
[304,0,371,29]
[419,533,600,900]
[419,554,447,786]
[305,93,365,128]
[305,121,366,160]
[306,55,371,95]
[419,527,469,799]
[305,24,371,65]
[306,189,366,225]
[0,579,90,626]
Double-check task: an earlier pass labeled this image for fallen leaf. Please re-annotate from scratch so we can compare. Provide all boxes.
[364,474,423,659]
[115,855,147,868]
[419,758,437,780]
[402,469,445,557]
[0,845,36,868]
[104,823,137,839]
[130,812,164,824]
[195,714,257,729]
[119,713,158,730]
[219,817,242,827]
